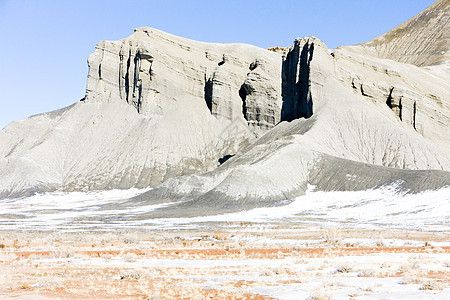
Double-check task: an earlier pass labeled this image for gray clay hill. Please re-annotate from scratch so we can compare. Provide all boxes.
[0,1,449,215]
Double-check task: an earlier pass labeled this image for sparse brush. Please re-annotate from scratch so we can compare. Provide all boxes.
[28,254,42,261]
[375,239,385,247]
[13,239,20,249]
[432,246,445,253]
[119,270,142,280]
[360,286,373,292]
[323,228,340,246]
[357,269,376,277]
[123,252,138,262]
[123,234,138,244]
[50,249,75,259]
[335,264,353,273]
[347,291,361,298]
[261,269,274,276]
[398,261,420,274]
[45,233,62,243]
[20,283,33,290]
[306,264,317,271]
[400,276,422,285]
[99,233,116,245]
[291,245,306,251]
[212,231,229,241]
[420,280,444,290]
[308,289,333,300]
[270,266,285,275]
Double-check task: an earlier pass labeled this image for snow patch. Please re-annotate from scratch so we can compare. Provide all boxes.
[1,185,449,232]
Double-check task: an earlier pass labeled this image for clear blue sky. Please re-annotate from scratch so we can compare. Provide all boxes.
[0,0,435,130]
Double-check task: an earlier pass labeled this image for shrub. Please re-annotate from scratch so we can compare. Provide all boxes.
[420,280,444,291]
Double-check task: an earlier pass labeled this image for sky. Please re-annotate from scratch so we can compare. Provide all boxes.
[0,0,436,130]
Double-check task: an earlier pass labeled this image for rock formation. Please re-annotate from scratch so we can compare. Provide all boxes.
[349,0,449,67]
[134,34,450,215]
[0,1,449,206]
[0,28,282,198]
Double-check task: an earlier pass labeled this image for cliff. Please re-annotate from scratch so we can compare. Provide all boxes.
[0,6,449,202]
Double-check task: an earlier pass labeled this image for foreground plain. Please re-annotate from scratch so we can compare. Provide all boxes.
[1,226,449,299]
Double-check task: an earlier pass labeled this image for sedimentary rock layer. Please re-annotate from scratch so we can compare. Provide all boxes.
[0,28,283,198]
[350,0,449,67]
[0,12,449,200]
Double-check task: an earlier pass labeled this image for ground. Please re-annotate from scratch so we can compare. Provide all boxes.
[1,224,449,299]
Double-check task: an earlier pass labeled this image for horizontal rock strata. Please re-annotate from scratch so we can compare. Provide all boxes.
[0,8,449,202]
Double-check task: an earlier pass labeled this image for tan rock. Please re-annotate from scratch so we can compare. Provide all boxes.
[348,0,449,67]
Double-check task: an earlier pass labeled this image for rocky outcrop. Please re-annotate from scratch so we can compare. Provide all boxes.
[333,46,450,152]
[86,28,282,131]
[349,0,449,67]
[0,6,449,201]
[0,28,283,198]
[127,30,450,210]
[281,38,315,121]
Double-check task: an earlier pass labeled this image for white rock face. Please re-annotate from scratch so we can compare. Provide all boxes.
[86,28,282,132]
[0,10,449,201]
[140,36,450,210]
[0,28,283,198]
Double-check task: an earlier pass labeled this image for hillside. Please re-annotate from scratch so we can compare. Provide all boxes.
[351,0,449,67]
[0,5,449,202]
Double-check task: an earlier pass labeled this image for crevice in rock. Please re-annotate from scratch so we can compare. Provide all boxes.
[386,87,394,109]
[124,52,131,104]
[132,52,141,112]
[281,40,314,122]
[148,61,153,81]
[137,84,142,113]
[218,154,235,165]
[413,101,417,130]
[218,54,227,66]
[119,54,124,100]
[386,87,403,121]
[204,75,213,113]
[360,84,369,97]
[239,84,248,121]
[249,61,257,71]
[309,43,314,61]
[98,63,102,79]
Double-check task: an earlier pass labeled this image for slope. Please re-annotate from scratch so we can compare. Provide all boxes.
[0,23,449,200]
[350,0,450,67]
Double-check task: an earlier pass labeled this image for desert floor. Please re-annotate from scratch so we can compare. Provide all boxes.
[1,224,449,299]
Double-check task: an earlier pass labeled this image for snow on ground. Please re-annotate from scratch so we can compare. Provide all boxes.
[0,182,449,299]
[1,185,448,232]
[2,242,448,299]
[146,185,450,231]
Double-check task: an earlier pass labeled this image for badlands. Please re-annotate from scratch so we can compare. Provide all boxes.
[0,0,449,299]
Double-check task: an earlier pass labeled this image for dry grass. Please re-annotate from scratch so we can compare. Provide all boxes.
[335,263,353,273]
[420,280,445,291]
[0,228,448,299]
[357,269,376,277]
[308,289,334,300]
